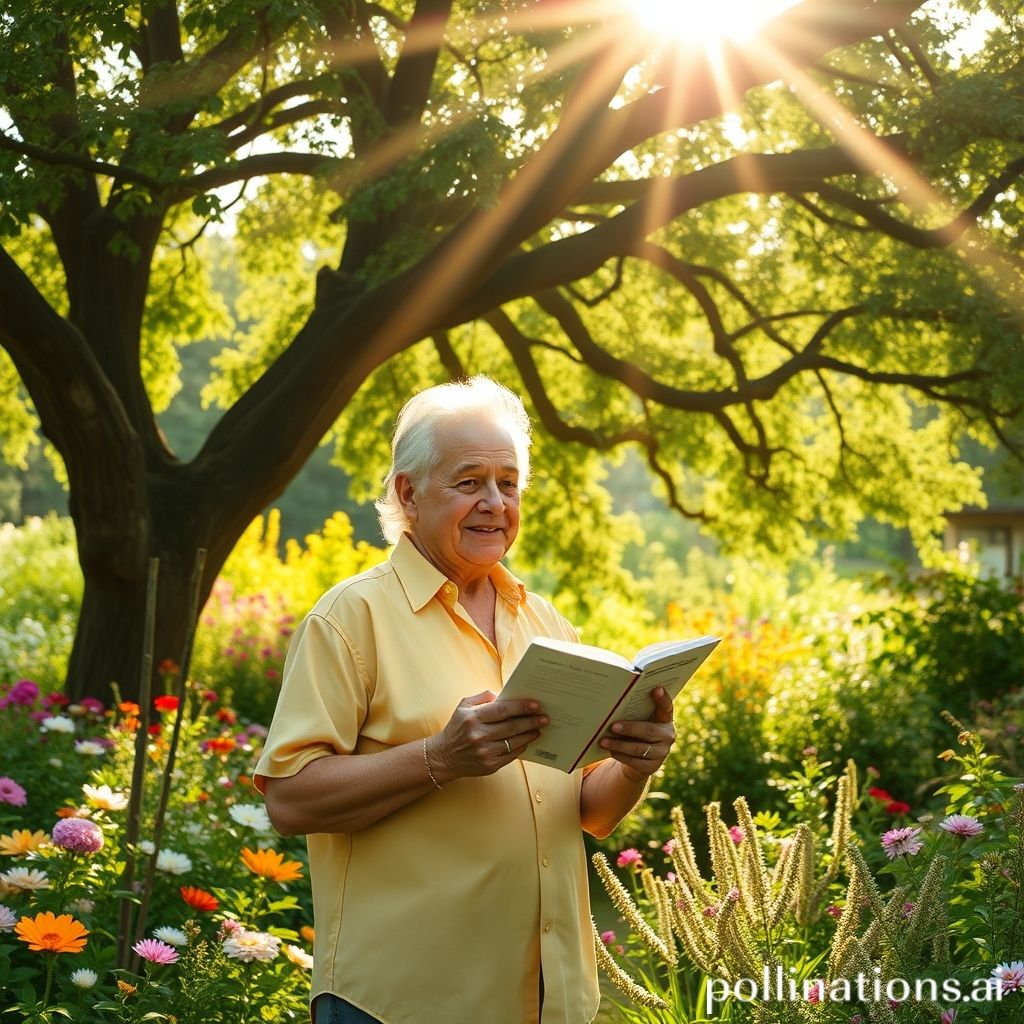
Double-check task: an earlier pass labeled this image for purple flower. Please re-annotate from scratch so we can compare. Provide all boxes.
[939,814,983,838]
[133,938,180,965]
[52,817,104,854]
[880,826,924,859]
[7,680,39,706]
[0,777,27,807]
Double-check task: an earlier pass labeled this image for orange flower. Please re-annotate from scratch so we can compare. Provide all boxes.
[15,911,89,953]
[180,885,219,911]
[203,737,236,755]
[55,807,80,818]
[118,701,140,715]
[241,847,304,883]
[117,979,137,994]
[300,925,315,944]
[0,829,49,856]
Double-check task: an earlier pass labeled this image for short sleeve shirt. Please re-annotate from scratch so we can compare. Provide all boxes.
[254,535,601,1024]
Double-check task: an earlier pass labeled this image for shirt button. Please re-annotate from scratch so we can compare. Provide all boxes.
[543,921,552,933]
[534,792,542,803]
[542,857,550,868]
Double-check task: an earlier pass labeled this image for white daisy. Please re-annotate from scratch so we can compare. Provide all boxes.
[70,967,98,988]
[228,804,272,833]
[40,715,76,734]
[74,740,106,756]
[0,904,17,931]
[82,783,129,811]
[0,867,50,890]
[152,925,188,947]
[137,840,155,855]
[155,849,192,875]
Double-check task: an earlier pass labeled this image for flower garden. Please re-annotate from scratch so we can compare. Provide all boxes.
[1,513,1023,1022]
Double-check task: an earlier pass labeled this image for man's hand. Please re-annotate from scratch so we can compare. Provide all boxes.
[598,686,677,782]
[428,691,549,780]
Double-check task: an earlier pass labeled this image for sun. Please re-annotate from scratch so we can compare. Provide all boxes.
[627,0,800,46]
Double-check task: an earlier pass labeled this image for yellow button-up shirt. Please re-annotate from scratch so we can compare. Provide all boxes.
[254,535,601,1024]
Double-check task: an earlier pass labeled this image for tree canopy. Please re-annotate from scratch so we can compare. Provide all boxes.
[0,0,1022,699]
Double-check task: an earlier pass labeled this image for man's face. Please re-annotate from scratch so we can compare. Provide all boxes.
[398,415,521,587]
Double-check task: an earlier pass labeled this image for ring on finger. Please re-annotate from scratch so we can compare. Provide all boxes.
[503,738,511,754]
[642,743,653,759]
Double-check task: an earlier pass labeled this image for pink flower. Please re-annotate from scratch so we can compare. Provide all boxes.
[616,848,642,868]
[940,1009,957,1024]
[79,698,104,715]
[662,838,678,855]
[0,777,27,807]
[806,979,824,1004]
[7,680,39,706]
[802,746,817,756]
[51,818,104,854]
[880,826,924,859]
[939,814,983,838]
[600,930,616,945]
[702,905,719,919]
[132,938,180,965]
[826,904,843,918]
[728,826,744,846]
[901,902,915,919]
[992,961,1024,994]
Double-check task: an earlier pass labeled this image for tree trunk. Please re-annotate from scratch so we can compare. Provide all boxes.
[64,510,211,705]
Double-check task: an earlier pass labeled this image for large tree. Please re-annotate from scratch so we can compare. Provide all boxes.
[0,0,1021,702]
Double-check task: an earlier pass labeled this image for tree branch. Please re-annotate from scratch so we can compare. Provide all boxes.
[383,0,453,127]
[0,130,164,190]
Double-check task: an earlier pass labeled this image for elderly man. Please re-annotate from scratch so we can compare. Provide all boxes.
[255,376,677,1024]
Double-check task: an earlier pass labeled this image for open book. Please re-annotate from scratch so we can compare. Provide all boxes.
[498,634,721,773]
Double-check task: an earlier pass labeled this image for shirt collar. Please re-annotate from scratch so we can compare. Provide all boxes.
[390,533,527,613]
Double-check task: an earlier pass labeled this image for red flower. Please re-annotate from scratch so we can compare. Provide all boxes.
[216,708,237,725]
[886,801,911,815]
[147,723,162,735]
[180,886,219,912]
[203,737,236,755]
[158,659,180,676]
[868,787,894,803]
[154,695,180,713]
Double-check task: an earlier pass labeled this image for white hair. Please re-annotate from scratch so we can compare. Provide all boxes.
[375,376,533,545]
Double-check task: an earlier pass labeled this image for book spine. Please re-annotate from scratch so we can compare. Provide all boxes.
[568,669,642,772]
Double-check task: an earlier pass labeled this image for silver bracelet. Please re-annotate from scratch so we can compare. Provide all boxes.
[422,737,442,790]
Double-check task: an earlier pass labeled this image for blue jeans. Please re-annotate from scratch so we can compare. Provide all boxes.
[314,995,382,1024]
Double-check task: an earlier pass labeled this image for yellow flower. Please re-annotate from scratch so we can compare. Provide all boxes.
[240,847,304,883]
[15,911,89,953]
[0,830,49,856]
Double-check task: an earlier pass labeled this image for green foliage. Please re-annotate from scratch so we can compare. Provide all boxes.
[861,564,1024,735]
[0,516,81,689]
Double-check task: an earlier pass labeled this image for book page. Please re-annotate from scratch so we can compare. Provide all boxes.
[498,639,634,772]
[575,636,721,767]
